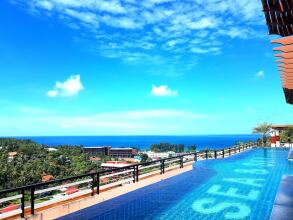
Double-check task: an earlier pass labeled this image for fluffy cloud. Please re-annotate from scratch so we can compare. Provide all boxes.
[47,75,83,97]
[150,85,178,97]
[255,70,265,78]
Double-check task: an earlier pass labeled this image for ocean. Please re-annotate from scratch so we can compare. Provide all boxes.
[12,134,261,151]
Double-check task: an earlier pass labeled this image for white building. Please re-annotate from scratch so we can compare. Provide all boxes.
[270,125,293,147]
[144,151,176,160]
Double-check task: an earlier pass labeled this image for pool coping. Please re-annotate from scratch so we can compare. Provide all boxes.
[270,175,293,220]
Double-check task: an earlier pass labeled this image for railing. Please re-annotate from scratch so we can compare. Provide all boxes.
[0,143,255,219]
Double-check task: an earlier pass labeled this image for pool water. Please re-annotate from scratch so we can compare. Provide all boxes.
[59,149,293,220]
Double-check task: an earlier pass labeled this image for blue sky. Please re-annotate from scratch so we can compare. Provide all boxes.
[0,0,292,136]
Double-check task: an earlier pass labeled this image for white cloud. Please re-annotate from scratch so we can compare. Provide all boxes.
[64,9,99,25]
[47,75,83,97]
[255,70,265,78]
[39,0,126,14]
[36,0,53,10]
[13,0,266,76]
[150,85,178,97]
[47,90,58,97]
[190,47,220,54]
[187,17,219,30]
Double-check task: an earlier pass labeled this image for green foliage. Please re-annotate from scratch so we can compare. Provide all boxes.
[280,128,293,142]
[139,153,148,163]
[252,122,272,145]
[150,143,184,153]
[0,138,99,190]
[188,145,196,152]
[256,138,263,146]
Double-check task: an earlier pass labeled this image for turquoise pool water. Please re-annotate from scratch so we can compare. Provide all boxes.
[59,148,293,220]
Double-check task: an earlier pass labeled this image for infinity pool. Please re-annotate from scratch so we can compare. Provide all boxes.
[59,149,293,220]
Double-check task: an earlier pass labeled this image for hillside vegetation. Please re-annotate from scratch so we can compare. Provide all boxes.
[0,138,98,190]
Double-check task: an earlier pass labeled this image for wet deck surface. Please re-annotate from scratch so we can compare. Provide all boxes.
[270,175,293,220]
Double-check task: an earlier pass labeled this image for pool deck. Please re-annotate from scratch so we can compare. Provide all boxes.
[3,147,253,220]
[26,162,195,220]
[270,175,293,220]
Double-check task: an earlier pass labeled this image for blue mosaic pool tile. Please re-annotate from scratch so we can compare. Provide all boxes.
[58,149,293,220]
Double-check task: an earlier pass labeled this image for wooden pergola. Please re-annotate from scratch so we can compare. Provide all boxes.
[261,0,293,104]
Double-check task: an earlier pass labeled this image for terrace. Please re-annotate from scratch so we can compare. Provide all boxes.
[0,144,254,220]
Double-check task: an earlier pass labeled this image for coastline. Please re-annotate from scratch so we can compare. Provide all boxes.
[5,134,261,150]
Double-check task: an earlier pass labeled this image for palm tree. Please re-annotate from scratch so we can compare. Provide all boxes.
[252,122,272,145]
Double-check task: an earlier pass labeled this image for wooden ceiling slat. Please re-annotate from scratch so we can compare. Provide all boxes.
[271,36,293,45]
[283,82,293,86]
[279,74,293,78]
[278,63,293,68]
[276,58,293,64]
[282,77,293,81]
[279,69,293,72]
[274,44,293,52]
[278,68,293,73]
[275,52,293,58]
[282,85,293,89]
[281,78,293,81]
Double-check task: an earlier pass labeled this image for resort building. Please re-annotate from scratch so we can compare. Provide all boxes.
[83,146,111,155]
[145,151,177,160]
[109,148,136,158]
[270,124,293,147]
[7,152,17,162]
[83,146,136,158]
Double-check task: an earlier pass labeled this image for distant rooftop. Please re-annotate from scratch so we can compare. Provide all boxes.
[84,146,111,149]
[83,146,134,150]
[271,124,293,129]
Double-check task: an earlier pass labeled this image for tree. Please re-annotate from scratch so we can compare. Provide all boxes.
[188,145,196,152]
[280,128,293,142]
[140,153,148,163]
[0,138,100,190]
[150,143,185,153]
[252,122,272,145]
